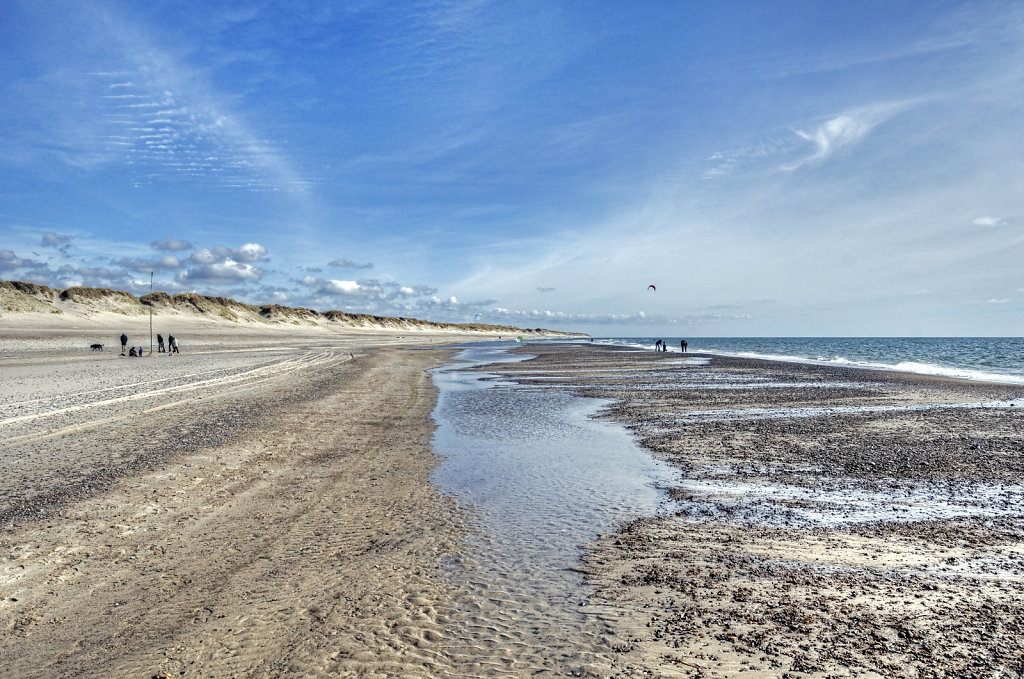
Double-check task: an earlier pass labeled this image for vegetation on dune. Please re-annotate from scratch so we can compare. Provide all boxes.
[0,280,62,314]
[60,286,137,303]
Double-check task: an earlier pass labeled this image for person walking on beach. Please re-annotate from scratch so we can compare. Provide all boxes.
[120,333,128,355]
[681,339,687,353]
[655,339,663,351]
[168,335,179,354]
[157,333,165,353]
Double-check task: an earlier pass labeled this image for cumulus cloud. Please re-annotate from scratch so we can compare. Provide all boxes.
[323,279,367,295]
[0,249,46,272]
[329,258,373,270]
[41,232,72,253]
[301,276,435,301]
[194,243,269,263]
[227,243,269,262]
[0,247,145,290]
[151,237,194,251]
[973,216,1003,227]
[299,275,447,316]
[398,284,436,296]
[177,258,262,286]
[113,254,182,272]
[177,246,265,285]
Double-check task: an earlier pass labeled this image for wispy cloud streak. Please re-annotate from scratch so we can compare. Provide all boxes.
[782,102,916,171]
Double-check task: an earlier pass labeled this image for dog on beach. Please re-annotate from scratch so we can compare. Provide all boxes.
[90,344,103,351]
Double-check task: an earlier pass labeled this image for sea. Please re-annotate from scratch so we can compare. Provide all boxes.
[577,336,1024,385]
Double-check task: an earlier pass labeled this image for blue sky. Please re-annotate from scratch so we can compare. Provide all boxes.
[2,1,1024,336]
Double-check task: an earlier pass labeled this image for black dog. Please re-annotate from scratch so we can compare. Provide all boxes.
[90,344,103,351]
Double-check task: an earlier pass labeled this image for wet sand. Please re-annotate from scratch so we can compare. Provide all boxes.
[481,343,1024,678]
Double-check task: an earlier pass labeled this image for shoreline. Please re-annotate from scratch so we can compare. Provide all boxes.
[478,343,1024,677]
[583,337,1024,388]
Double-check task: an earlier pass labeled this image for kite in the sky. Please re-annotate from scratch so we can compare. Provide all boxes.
[648,284,656,291]
[473,313,482,321]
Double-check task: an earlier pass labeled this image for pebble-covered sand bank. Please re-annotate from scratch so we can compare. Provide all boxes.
[481,343,1024,678]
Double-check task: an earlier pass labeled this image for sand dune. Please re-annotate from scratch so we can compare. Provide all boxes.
[0,279,576,340]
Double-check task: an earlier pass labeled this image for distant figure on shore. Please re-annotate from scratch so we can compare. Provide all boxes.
[680,340,687,353]
[157,334,165,353]
[169,335,179,354]
[654,339,663,351]
[128,346,138,357]
[120,333,128,355]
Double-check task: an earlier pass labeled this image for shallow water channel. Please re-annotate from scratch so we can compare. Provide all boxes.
[430,344,677,676]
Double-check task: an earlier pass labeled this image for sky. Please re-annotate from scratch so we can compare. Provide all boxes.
[2,0,1024,336]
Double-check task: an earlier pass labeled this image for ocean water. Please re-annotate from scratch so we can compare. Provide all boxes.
[571,336,1024,385]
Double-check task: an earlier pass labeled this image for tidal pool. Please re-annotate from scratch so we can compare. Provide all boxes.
[430,345,677,676]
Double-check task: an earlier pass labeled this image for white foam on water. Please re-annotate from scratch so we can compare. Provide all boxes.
[660,399,1024,423]
[673,477,1024,529]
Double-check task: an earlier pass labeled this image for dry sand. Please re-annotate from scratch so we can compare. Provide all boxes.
[0,319,476,678]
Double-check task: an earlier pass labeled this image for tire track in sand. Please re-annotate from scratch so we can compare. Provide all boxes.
[0,350,344,450]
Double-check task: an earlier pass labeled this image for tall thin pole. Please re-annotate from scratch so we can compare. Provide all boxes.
[149,271,154,355]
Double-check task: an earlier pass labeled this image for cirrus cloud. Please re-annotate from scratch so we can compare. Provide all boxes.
[782,101,916,171]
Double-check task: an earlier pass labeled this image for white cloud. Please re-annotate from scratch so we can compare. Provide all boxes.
[0,249,45,271]
[176,258,262,285]
[114,254,182,272]
[325,279,362,295]
[230,243,268,262]
[151,237,194,251]
[329,258,373,270]
[190,248,219,265]
[41,232,72,250]
[783,102,915,171]
[973,216,1002,227]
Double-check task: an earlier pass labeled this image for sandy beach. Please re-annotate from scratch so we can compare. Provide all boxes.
[0,317,480,678]
[4,324,1024,678]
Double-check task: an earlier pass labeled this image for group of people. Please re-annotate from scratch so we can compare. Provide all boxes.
[653,339,688,352]
[119,332,179,356]
[157,333,179,354]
